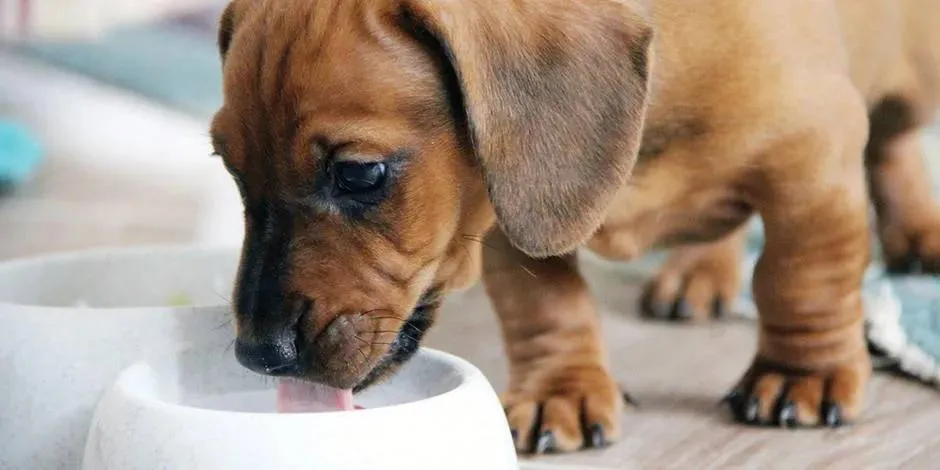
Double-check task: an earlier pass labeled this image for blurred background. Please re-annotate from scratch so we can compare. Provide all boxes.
[0,0,242,261]
[2,3,939,467]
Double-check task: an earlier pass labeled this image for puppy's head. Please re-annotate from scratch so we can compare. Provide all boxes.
[211,0,652,392]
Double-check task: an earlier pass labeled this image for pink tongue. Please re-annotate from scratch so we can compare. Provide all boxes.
[276,378,358,413]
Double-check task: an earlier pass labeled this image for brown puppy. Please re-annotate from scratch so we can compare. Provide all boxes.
[210,0,940,455]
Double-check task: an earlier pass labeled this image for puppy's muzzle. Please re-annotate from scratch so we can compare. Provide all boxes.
[233,293,386,389]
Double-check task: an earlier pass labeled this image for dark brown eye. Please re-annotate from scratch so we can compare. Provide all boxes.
[334,161,387,193]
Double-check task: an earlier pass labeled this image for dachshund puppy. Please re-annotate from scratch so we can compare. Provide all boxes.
[210,0,940,454]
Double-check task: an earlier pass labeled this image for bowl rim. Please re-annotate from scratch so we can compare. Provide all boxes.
[0,244,239,310]
[103,347,490,421]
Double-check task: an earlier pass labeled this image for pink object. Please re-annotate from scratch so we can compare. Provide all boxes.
[276,379,356,413]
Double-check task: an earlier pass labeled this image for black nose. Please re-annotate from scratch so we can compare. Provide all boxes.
[235,332,300,376]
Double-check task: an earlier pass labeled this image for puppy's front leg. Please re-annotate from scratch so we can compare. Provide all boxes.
[483,228,622,454]
[726,84,872,427]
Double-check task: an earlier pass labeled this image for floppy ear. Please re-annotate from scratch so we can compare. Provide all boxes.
[399,0,653,258]
[217,2,240,60]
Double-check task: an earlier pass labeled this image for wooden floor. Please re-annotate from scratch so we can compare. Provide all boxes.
[430,270,940,470]
[3,54,940,469]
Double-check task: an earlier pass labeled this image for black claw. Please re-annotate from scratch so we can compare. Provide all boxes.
[922,259,940,274]
[724,390,759,424]
[639,289,658,318]
[671,298,693,321]
[587,424,607,448]
[886,252,920,275]
[712,297,729,319]
[510,429,518,442]
[622,390,640,408]
[535,431,556,454]
[822,402,843,427]
[640,290,669,318]
[743,396,760,423]
[777,400,797,428]
[720,390,742,408]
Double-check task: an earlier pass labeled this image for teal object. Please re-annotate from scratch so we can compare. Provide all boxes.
[884,276,940,371]
[0,120,44,187]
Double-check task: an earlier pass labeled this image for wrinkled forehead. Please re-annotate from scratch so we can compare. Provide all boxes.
[212,0,446,177]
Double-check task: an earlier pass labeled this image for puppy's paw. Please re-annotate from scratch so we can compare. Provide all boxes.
[723,358,869,428]
[502,365,625,454]
[641,250,740,322]
[881,215,940,274]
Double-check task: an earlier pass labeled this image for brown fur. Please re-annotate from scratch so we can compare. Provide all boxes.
[211,0,940,455]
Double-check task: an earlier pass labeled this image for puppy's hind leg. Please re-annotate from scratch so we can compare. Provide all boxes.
[866,95,940,273]
[641,223,750,322]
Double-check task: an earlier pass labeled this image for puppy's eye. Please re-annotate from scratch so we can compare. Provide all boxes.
[334,161,388,193]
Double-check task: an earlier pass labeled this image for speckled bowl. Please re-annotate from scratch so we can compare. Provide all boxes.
[0,246,239,470]
[82,348,517,470]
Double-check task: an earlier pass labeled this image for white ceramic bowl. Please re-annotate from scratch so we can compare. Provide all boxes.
[83,347,517,470]
[0,246,240,469]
